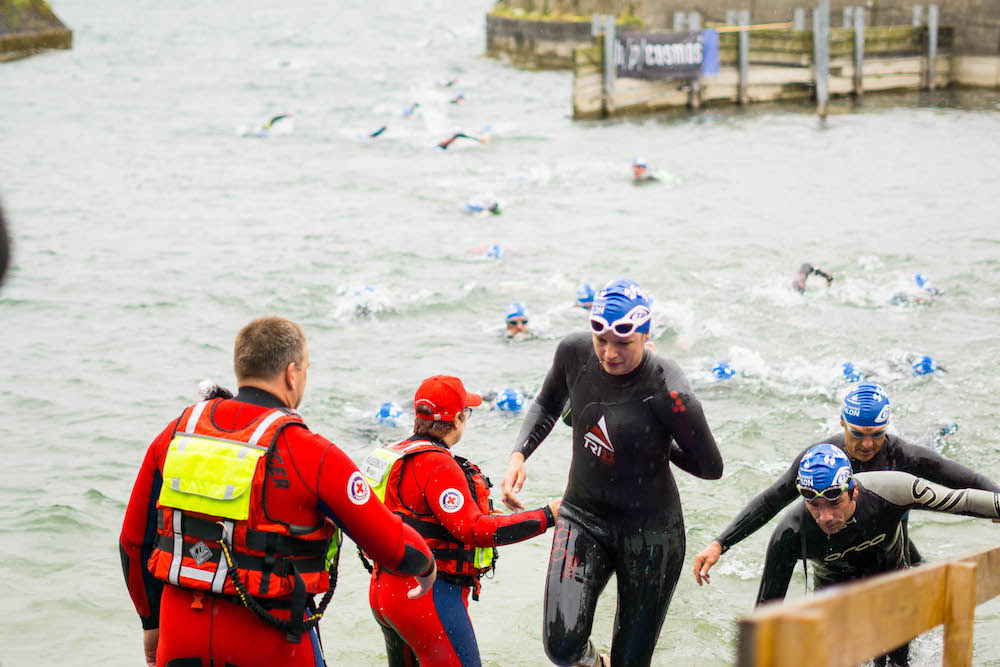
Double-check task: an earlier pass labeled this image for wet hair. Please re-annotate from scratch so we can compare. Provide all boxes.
[233,315,306,382]
[413,404,457,439]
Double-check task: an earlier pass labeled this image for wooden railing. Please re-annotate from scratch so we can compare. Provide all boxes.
[737,545,1000,667]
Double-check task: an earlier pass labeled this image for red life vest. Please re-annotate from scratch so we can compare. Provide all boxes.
[363,439,497,597]
[147,399,338,602]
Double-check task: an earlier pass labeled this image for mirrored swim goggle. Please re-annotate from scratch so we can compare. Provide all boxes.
[796,480,851,502]
[589,305,651,337]
[845,425,887,440]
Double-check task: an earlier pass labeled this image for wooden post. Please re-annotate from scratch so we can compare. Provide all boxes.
[602,15,615,116]
[913,4,924,27]
[673,11,687,30]
[793,8,806,30]
[688,78,702,110]
[853,6,865,98]
[842,6,853,28]
[813,0,830,119]
[738,10,750,104]
[943,562,977,667]
[926,3,939,90]
[688,11,702,31]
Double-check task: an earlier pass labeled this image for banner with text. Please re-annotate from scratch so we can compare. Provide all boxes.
[614,29,719,79]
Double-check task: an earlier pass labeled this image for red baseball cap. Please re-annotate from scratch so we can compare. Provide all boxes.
[414,375,483,421]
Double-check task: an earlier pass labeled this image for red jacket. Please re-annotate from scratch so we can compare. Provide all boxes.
[120,388,433,629]
[368,437,554,594]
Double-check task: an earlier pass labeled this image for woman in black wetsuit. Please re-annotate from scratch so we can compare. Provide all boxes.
[501,279,723,667]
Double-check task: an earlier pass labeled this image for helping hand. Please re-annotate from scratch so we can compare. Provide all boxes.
[693,540,723,586]
[501,453,527,511]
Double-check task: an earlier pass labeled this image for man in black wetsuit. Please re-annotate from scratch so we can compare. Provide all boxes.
[693,382,1000,586]
[755,443,1000,666]
[501,278,723,667]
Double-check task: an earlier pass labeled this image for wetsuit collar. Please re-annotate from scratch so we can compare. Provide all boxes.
[235,386,289,410]
[405,434,450,450]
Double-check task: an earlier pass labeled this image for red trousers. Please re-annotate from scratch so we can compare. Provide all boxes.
[156,584,324,667]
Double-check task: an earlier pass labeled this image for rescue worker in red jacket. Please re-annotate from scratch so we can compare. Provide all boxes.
[120,315,435,667]
[364,374,561,667]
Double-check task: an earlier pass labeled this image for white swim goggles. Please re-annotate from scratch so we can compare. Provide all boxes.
[589,305,651,336]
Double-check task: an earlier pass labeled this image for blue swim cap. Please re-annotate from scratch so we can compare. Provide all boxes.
[912,355,938,375]
[841,382,890,427]
[841,362,862,383]
[712,361,735,380]
[505,301,527,323]
[465,201,484,213]
[914,273,929,289]
[494,388,525,412]
[590,279,652,335]
[633,156,647,168]
[486,243,504,259]
[797,443,854,492]
[576,283,596,308]
[375,401,404,426]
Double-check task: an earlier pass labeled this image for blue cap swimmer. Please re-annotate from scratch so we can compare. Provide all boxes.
[505,302,529,337]
[841,362,862,383]
[486,243,504,259]
[494,388,525,412]
[576,283,596,309]
[589,279,652,336]
[841,382,890,428]
[375,401,404,426]
[796,443,855,498]
[912,355,938,376]
[712,361,735,380]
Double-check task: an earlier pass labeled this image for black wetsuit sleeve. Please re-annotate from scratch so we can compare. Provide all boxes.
[716,452,803,552]
[512,339,571,460]
[898,441,1000,493]
[652,392,722,479]
[756,513,801,606]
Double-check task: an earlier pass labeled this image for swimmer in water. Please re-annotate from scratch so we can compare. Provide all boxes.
[401,102,420,118]
[250,113,294,138]
[465,200,501,216]
[889,272,943,305]
[632,156,659,183]
[792,262,834,293]
[449,91,465,104]
[505,302,530,338]
[434,132,483,151]
[575,282,595,309]
[368,125,389,138]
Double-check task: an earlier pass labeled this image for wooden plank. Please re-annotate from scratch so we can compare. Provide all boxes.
[943,562,976,667]
[960,546,1000,604]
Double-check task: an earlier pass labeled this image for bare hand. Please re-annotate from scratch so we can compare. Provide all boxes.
[143,628,158,667]
[693,540,723,586]
[501,453,526,511]
[548,497,562,517]
[408,561,436,599]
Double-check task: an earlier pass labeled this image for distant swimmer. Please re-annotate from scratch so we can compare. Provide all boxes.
[792,262,834,293]
[712,360,736,380]
[485,243,504,259]
[449,91,466,104]
[400,102,420,118]
[505,301,530,338]
[368,124,389,138]
[911,354,945,375]
[465,200,501,216]
[632,156,659,183]
[436,77,459,88]
[575,282,595,309]
[248,113,295,138]
[434,132,482,151]
[375,401,404,426]
[889,272,943,305]
[841,361,864,383]
[491,387,526,412]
